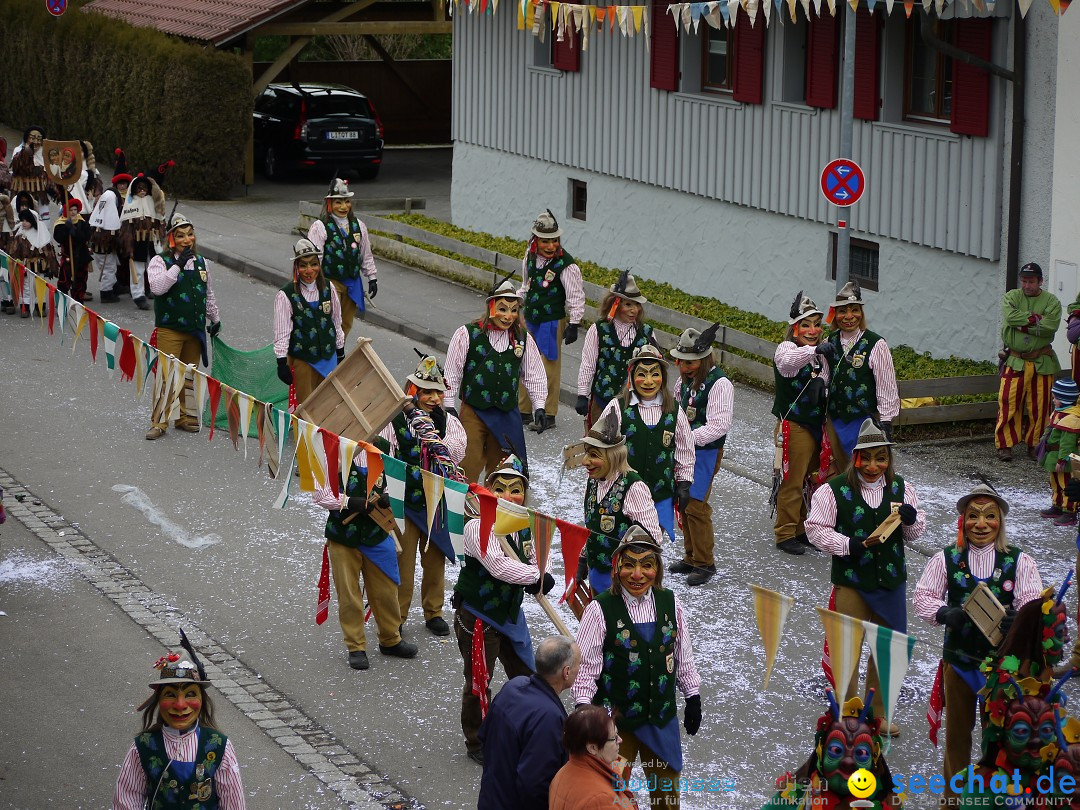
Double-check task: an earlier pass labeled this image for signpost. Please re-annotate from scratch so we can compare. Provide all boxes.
[820,159,865,207]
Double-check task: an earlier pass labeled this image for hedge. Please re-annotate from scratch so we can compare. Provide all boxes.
[0,0,251,199]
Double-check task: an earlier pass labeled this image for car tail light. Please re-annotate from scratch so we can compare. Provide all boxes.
[369,100,384,140]
[293,99,308,141]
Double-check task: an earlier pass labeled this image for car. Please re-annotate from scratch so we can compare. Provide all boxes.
[253,82,384,180]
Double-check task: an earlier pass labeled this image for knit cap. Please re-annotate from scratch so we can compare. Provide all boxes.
[1052,378,1079,407]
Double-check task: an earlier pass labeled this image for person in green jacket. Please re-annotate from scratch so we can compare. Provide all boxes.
[1038,378,1080,526]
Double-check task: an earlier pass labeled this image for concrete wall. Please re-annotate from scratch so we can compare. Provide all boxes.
[1049,9,1079,362]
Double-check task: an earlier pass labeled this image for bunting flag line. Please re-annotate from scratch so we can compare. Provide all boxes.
[340,438,358,493]
[494,499,531,535]
[469,484,498,557]
[320,427,341,498]
[749,584,795,690]
[862,621,916,753]
[816,607,865,704]
[362,440,385,500]
[443,478,470,559]
[382,455,408,534]
[555,518,590,602]
[531,511,556,577]
[421,469,446,537]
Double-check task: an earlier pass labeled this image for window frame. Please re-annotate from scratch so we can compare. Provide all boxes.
[570,180,587,222]
[902,16,953,127]
[701,25,734,94]
[829,234,881,292]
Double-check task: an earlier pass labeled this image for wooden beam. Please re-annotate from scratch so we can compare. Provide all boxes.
[253,36,311,96]
[259,21,453,35]
[432,0,447,22]
[362,35,428,104]
[243,35,256,184]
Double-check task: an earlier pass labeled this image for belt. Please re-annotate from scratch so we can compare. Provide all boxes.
[1015,346,1052,362]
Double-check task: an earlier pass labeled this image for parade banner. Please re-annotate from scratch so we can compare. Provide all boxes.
[816,607,865,703]
[750,584,795,690]
[41,139,83,188]
[862,621,916,753]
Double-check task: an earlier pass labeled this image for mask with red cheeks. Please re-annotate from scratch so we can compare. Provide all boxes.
[793,315,823,347]
[817,714,879,796]
[1000,695,1057,771]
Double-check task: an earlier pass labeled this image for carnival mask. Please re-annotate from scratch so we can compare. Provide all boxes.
[1000,695,1057,771]
[964,498,1002,548]
[614,298,642,324]
[582,447,612,480]
[834,304,863,333]
[535,237,559,259]
[329,197,352,218]
[490,475,526,505]
[818,714,878,797]
[489,298,519,331]
[158,683,203,732]
[632,362,664,400]
[296,254,321,285]
[793,315,823,347]
[855,448,890,484]
[616,548,658,598]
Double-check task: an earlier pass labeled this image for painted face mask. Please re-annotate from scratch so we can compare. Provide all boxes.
[813,697,882,799]
[631,362,664,400]
[964,498,1002,548]
[1000,694,1057,772]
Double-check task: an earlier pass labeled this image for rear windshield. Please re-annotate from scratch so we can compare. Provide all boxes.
[307,95,372,118]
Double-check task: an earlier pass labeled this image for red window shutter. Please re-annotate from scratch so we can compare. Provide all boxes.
[552,31,580,72]
[731,9,765,104]
[853,9,881,121]
[650,0,679,91]
[805,10,840,109]
[951,18,993,137]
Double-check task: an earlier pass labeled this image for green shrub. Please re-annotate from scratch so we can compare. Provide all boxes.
[0,0,250,199]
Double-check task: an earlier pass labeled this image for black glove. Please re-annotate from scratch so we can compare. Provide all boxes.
[377,493,390,509]
[576,395,590,417]
[936,606,968,633]
[563,323,579,345]
[276,357,293,386]
[336,347,345,364]
[533,409,547,434]
[178,247,195,268]
[683,695,702,736]
[367,278,378,299]
[897,503,917,526]
[999,607,1017,639]
[814,342,836,362]
[345,496,370,515]
[207,321,221,338]
[525,572,556,595]
[1065,479,1080,502]
[881,421,894,443]
[676,481,691,516]
[445,406,458,419]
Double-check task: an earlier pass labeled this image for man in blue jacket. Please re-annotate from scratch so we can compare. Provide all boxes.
[478,635,580,809]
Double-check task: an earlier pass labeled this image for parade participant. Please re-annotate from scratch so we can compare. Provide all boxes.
[576,271,653,427]
[453,454,554,764]
[912,483,1043,802]
[573,527,702,810]
[772,292,833,556]
[380,354,466,636]
[580,409,663,594]
[805,418,925,733]
[478,636,579,810]
[113,636,246,810]
[306,177,377,340]
[443,278,547,482]
[9,125,54,225]
[314,440,416,671]
[272,238,345,405]
[996,262,1062,462]
[145,214,221,441]
[90,149,131,305]
[597,344,694,547]
[763,691,903,808]
[548,705,639,810]
[1048,709,1080,809]
[117,173,164,311]
[10,208,58,317]
[517,209,584,431]
[824,281,900,457]
[53,198,93,304]
[66,140,101,215]
[1038,378,1080,527]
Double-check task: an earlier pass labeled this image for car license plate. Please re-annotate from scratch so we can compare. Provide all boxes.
[327,131,359,141]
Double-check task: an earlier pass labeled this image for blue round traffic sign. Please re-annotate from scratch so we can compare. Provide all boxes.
[46,0,67,15]
[820,158,865,207]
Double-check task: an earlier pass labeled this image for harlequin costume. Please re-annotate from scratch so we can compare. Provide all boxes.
[572,529,702,810]
[577,272,653,427]
[443,278,548,482]
[272,238,345,405]
[1037,379,1080,526]
[53,198,93,303]
[805,419,925,728]
[89,149,131,304]
[996,262,1062,460]
[516,209,584,428]
[772,292,833,556]
[306,177,377,341]
[912,483,1043,801]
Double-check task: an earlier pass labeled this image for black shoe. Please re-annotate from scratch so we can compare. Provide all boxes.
[686,565,716,586]
[795,533,815,549]
[520,412,533,425]
[348,650,370,670]
[133,296,150,311]
[543,414,556,430]
[669,559,694,574]
[467,749,484,766]
[777,538,806,555]
[425,616,450,636]
[99,290,120,303]
[378,641,419,658]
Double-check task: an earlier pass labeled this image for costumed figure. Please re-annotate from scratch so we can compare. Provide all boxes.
[379,353,466,637]
[145,214,222,440]
[305,177,377,340]
[805,418,925,733]
[67,140,102,214]
[912,483,1043,801]
[548,704,639,810]
[824,281,900,458]
[9,125,55,224]
[443,277,548,482]
[576,271,653,427]
[1037,379,1080,527]
[772,292,834,556]
[314,439,416,671]
[517,209,585,431]
[54,198,93,303]
[0,191,17,312]
[1047,707,1080,809]
[669,324,733,585]
[118,173,166,310]
[90,149,132,304]
[996,262,1062,462]
[572,527,702,810]
[10,208,58,317]
[272,238,345,405]
[763,690,903,808]
[452,455,554,764]
[112,632,246,810]
[0,136,12,193]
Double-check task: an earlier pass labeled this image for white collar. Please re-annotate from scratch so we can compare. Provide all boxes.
[629,392,661,407]
[620,586,654,606]
[299,279,318,292]
[856,473,885,491]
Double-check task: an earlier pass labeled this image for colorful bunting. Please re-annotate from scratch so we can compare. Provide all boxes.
[443,478,470,559]
[750,584,795,690]
[556,518,590,602]
[862,621,916,752]
[469,484,498,557]
[494,499,531,535]
[382,454,408,534]
[421,469,446,536]
[531,511,556,578]
[816,606,865,703]
[320,428,341,498]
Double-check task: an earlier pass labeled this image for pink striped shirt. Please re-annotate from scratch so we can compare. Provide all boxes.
[518,255,585,324]
[577,319,641,397]
[774,341,832,385]
[463,519,539,585]
[805,475,925,555]
[378,411,467,466]
[572,588,701,705]
[147,253,220,323]
[443,324,547,412]
[113,727,246,810]
[913,544,1042,622]
[313,450,370,511]
[272,281,345,358]
[836,330,900,422]
[306,217,377,279]
[599,396,695,483]
[591,475,663,541]
[673,374,734,447]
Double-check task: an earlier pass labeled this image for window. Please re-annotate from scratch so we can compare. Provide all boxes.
[570,180,587,221]
[830,234,880,291]
[552,31,581,72]
[702,27,733,93]
[904,16,953,124]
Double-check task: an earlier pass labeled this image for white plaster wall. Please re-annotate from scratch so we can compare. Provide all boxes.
[452,143,1000,360]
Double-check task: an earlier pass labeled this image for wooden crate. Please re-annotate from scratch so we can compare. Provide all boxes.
[296,337,409,443]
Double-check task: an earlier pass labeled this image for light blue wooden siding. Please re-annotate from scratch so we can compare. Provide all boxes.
[452,10,1004,261]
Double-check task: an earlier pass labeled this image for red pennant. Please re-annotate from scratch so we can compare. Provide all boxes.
[821,586,837,687]
[471,616,490,719]
[257,404,268,468]
[88,310,100,361]
[556,518,590,598]
[469,483,497,557]
[225,387,241,449]
[316,544,331,625]
[927,658,944,747]
[206,377,222,441]
[46,284,57,334]
[320,428,341,498]
[118,329,137,382]
[288,381,298,414]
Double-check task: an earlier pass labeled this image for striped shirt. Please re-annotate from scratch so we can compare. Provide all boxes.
[463,519,539,585]
[306,216,378,279]
[837,329,901,422]
[572,587,701,705]
[599,396,695,484]
[577,319,640,397]
[913,543,1043,622]
[591,475,663,542]
[443,324,547,412]
[313,450,370,511]
[378,411,468,466]
[518,255,586,324]
[146,253,220,324]
[272,281,345,358]
[774,341,832,385]
[673,374,734,447]
[805,474,925,555]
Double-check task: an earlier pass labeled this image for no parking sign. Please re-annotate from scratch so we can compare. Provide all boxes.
[820,159,865,207]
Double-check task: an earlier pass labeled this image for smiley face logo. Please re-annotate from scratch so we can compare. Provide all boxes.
[847,768,876,798]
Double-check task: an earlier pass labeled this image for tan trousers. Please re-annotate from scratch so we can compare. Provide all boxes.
[460,403,510,484]
[942,663,979,800]
[774,422,821,545]
[151,327,202,431]
[518,318,565,416]
[327,540,403,651]
[683,449,723,567]
[289,357,324,406]
[832,585,888,719]
[617,727,681,809]
[329,279,359,342]
[398,516,446,622]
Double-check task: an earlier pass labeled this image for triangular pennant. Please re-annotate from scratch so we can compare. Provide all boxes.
[494,499,532,535]
[225,387,241,448]
[46,283,57,334]
[381,454,408,534]
[54,290,68,343]
[206,377,222,441]
[421,469,446,537]
[530,512,556,578]
[33,275,48,319]
[862,621,916,754]
[236,393,255,455]
[118,329,137,382]
[746,0,760,24]
[340,438,358,493]
[361,441,384,500]
[193,372,208,429]
[903,0,914,14]
[631,4,645,31]
[272,439,299,509]
[816,607,866,703]
[320,428,341,498]
[71,305,89,353]
[750,584,795,690]
[88,311,101,361]
[469,484,498,557]
[257,403,269,468]
[103,320,121,371]
[555,519,590,601]
[134,337,148,397]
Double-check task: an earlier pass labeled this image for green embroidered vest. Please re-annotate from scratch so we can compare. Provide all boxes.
[154,252,208,333]
[827,331,883,423]
[584,471,644,572]
[319,215,365,282]
[324,458,390,549]
[134,726,227,810]
[523,249,573,325]
[392,408,447,511]
[943,544,1019,669]
[772,353,826,426]
[592,321,654,404]
[622,403,677,502]
[454,527,532,625]
[679,367,727,450]
[461,322,524,412]
[828,474,907,591]
[282,282,336,365]
[593,589,679,731]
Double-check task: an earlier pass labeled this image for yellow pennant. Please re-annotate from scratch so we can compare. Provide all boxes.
[494,499,532,535]
[237,393,256,458]
[339,438,358,492]
[631,4,644,31]
[421,469,446,536]
[71,309,89,352]
[34,276,48,320]
[817,607,866,703]
[551,1,560,31]
[1049,0,1061,13]
[750,584,795,690]
[133,337,148,398]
